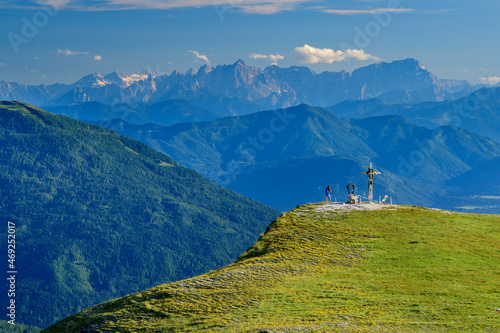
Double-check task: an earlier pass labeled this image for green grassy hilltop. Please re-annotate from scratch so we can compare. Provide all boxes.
[44,204,500,332]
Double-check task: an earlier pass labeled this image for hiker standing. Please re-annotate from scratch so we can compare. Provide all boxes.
[325,185,334,202]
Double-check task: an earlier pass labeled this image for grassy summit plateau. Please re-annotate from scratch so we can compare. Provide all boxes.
[45,203,500,332]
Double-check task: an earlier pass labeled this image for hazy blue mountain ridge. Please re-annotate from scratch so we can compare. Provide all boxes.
[351,115,500,182]
[45,99,221,126]
[445,156,500,195]
[0,59,475,110]
[329,87,500,143]
[90,104,500,211]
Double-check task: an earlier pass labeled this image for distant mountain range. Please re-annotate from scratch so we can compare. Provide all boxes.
[91,104,500,212]
[45,99,222,126]
[0,101,278,329]
[445,156,500,195]
[328,87,500,143]
[1,58,475,110]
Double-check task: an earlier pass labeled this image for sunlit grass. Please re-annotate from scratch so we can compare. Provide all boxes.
[44,204,500,333]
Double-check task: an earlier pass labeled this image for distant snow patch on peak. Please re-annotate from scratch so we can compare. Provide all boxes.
[122,74,150,87]
[100,72,150,88]
[92,79,109,88]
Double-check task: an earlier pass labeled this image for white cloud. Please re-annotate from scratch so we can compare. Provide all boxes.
[323,8,414,15]
[249,53,285,65]
[57,49,89,56]
[294,44,379,64]
[295,44,346,64]
[481,76,500,85]
[238,4,295,14]
[0,0,72,10]
[1,0,317,13]
[0,63,6,67]
[35,0,72,8]
[56,49,103,61]
[189,50,210,65]
[345,49,380,61]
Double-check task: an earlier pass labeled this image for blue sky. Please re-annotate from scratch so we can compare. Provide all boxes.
[1,0,499,85]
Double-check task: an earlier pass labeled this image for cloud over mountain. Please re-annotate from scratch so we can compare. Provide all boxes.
[481,76,500,85]
[57,48,102,61]
[57,49,89,56]
[249,53,285,65]
[345,49,380,61]
[294,44,379,63]
[189,50,210,65]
